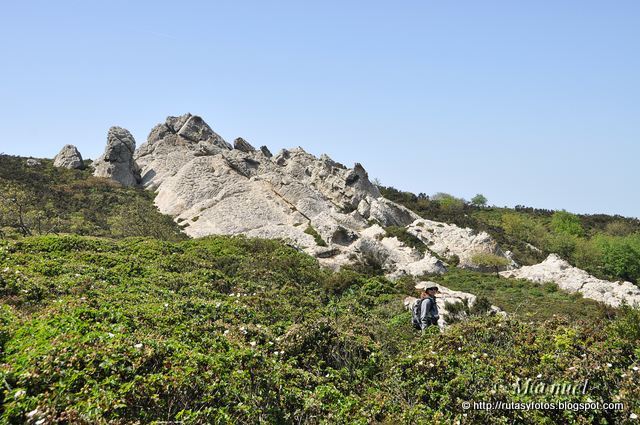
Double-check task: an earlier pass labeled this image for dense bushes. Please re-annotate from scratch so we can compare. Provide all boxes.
[0,235,638,423]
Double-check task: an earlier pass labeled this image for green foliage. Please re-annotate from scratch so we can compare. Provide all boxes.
[593,234,640,282]
[470,252,511,276]
[0,155,186,241]
[0,235,637,423]
[442,296,492,324]
[383,226,427,254]
[432,268,610,321]
[551,210,584,237]
[471,193,488,207]
[431,192,466,212]
[380,184,640,284]
[304,225,327,247]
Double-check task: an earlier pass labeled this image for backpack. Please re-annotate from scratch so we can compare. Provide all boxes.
[411,298,425,329]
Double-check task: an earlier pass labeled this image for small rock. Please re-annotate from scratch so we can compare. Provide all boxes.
[53,144,84,169]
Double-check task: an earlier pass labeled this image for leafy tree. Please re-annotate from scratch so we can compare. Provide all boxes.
[594,234,640,283]
[501,212,546,246]
[470,193,488,207]
[551,210,584,237]
[431,192,465,212]
[604,220,636,236]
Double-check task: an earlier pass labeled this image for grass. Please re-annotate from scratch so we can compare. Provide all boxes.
[431,268,611,321]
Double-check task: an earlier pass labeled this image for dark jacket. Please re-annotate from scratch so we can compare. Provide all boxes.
[419,296,439,330]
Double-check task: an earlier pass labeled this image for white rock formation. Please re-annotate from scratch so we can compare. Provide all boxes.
[404,281,503,328]
[500,254,640,308]
[407,218,517,269]
[93,127,141,187]
[53,145,84,169]
[131,113,509,278]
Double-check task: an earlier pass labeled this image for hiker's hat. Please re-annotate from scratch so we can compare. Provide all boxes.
[415,281,439,292]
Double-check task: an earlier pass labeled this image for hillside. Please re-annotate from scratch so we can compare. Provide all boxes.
[0,155,185,241]
[380,186,640,285]
[1,124,639,423]
[1,234,638,424]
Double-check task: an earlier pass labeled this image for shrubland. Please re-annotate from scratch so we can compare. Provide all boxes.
[0,157,638,423]
[0,235,638,424]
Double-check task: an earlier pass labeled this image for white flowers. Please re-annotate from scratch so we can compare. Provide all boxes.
[630,412,638,420]
[134,343,143,349]
[26,409,39,419]
[223,330,230,335]
[607,363,613,368]
[633,366,639,372]
[536,374,543,378]
[249,341,257,347]
[14,390,26,399]
[107,332,115,338]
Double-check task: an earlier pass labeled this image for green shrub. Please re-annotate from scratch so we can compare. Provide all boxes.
[304,225,327,247]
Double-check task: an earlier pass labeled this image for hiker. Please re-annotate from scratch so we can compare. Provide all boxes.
[412,286,440,331]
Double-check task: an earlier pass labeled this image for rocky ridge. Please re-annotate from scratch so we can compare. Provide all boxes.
[500,254,640,308]
[130,113,505,278]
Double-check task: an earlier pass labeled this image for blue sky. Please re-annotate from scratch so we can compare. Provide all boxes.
[1,1,638,217]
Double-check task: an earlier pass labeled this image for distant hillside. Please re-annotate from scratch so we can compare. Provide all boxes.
[380,186,640,284]
[0,155,185,241]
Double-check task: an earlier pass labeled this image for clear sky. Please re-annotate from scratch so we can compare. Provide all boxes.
[1,1,638,217]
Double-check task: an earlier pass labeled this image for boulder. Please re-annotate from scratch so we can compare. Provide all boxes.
[53,144,84,169]
[25,158,41,167]
[233,137,256,153]
[93,127,141,187]
[500,254,640,307]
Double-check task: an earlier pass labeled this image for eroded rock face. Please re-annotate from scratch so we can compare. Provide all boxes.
[407,219,517,270]
[500,254,640,308]
[93,127,141,187]
[53,145,84,169]
[132,113,510,279]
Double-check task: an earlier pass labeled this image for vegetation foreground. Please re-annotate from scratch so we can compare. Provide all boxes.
[0,235,639,424]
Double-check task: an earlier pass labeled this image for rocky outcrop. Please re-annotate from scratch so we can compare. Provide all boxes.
[136,113,231,189]
[500,254,640,308]
[404,281,503,328]
[233,138,255,153]
[93,127,141,187]
[407,219,517,269]
[53,145,84,169]
[131,113,510,278]
[25,158,41,167]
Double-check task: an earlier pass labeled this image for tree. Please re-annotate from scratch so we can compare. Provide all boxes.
[551,210,584,237]
[431,192,465,212]
[471,252,511,277]
[471,193,488,207]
